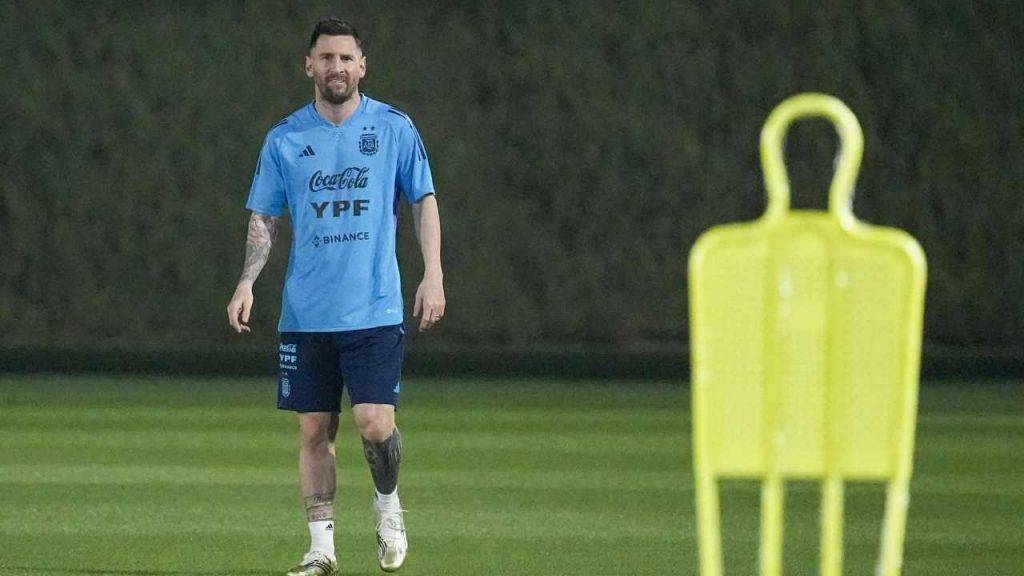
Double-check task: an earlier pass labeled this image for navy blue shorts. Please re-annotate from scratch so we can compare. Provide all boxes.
[277,324,404,412]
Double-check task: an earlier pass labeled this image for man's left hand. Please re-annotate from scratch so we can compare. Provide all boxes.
[413,273,445,332]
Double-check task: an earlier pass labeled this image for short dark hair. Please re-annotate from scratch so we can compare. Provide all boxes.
[309,18,363,52]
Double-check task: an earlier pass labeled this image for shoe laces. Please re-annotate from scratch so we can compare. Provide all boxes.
[376,508,407,540]
[301,550,334,566]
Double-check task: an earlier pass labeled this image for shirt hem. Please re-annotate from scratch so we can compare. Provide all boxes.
[246,203,285,217]
[408,189,436,203]
[278,316,403,333]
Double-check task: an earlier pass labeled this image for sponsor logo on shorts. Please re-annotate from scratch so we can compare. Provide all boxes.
[280,347,298,371]
[279,343,297,353]
[393,381,401,394]
[280,377,291,398]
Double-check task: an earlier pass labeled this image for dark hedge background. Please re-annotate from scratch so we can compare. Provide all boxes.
[1,1,1021,359]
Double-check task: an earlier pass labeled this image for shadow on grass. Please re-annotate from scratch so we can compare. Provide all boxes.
[3,567,380,576]
[1,568,277,576]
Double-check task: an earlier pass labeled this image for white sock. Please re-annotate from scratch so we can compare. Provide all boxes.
[308,520,335,558]
[375,487,400,509]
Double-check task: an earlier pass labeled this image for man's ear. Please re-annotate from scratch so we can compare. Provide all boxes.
[305,54,314,78]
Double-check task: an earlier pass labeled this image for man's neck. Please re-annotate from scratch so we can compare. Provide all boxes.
[315,92,361,127]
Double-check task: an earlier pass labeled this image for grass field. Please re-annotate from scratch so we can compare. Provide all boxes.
[0,374,1020,575]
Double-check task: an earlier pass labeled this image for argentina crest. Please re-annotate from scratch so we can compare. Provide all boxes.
[359,130,378,155]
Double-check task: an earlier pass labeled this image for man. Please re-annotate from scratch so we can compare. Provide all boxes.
[226,18,444,576]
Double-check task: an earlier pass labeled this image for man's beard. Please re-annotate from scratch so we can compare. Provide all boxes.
[318,75,357,105]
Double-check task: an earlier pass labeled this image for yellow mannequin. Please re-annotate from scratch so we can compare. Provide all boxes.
[688,94,927,576]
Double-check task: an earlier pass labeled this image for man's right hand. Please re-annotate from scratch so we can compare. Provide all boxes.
[226,282,255,333]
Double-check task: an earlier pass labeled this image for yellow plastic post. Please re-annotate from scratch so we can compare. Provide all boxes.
[689,93,926,576]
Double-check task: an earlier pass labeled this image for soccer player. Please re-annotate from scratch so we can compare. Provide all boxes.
[225,18,444,576]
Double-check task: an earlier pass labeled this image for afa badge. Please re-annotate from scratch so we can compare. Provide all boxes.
[359,131,378,156]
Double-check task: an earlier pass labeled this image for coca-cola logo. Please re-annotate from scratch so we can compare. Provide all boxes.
[309,167,369,192]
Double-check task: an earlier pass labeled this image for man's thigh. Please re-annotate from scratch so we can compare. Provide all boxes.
[277,332,344,413]
[333,324,404,407]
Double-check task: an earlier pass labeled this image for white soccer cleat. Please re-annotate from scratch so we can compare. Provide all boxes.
[374,503,407,572]
[285,550,338,576]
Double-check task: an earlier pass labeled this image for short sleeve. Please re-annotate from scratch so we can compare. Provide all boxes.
[396,119,435,204]
[245,134,287,216]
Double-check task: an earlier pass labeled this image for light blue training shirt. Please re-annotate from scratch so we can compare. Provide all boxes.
[246,94,435,332]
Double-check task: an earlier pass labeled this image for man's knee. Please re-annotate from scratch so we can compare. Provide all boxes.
[353,405,395,442]
[361,421,393,443]
[299,412,338,449]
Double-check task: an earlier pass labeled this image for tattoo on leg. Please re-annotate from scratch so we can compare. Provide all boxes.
[304,492,334,522]
[363,428,403,495]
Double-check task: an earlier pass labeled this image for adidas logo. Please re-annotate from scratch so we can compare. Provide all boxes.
[299,145,316,157]
[325,522,333,532]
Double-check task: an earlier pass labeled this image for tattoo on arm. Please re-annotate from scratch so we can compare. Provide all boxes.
[239,213,279,284]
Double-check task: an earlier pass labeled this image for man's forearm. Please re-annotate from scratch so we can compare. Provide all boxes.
[239,212,279,284]
[412,195,442,277]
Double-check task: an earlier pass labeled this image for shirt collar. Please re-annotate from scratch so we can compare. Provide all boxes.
[309,93,367,128]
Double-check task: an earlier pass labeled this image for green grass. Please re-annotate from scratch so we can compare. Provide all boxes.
[0,374,1020,575]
